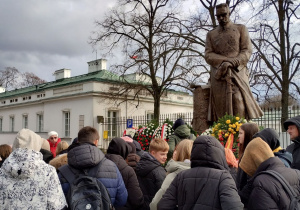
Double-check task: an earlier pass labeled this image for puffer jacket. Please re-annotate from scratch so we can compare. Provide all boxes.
[58,143,128,207]
[168,124,193,159]
[247,157,300,209]
[136,152,167,210]
[0,148,67,209]
[158,135,243,210]
[150,159,190,210]
[106,137,144,210]
[285,115,300,170]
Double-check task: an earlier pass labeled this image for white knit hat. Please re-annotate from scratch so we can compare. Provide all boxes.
[48,131,58,139]
[12,129,43,152]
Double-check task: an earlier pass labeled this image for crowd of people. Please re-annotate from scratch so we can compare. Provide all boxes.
[0,116,300,209]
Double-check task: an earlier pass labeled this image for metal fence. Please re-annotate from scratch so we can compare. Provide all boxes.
[102,107,300,149]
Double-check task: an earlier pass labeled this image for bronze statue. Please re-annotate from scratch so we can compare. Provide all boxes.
[205,3,263,121]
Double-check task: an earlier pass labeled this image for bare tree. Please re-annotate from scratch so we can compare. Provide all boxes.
[0,67,21,90]
[90,0,199,120]
[20,72,47,87]
[249,0,300,126]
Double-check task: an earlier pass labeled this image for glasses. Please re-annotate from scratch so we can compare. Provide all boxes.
[50,137,58,140]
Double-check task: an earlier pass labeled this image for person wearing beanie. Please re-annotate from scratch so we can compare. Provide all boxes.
[284,115,300,170]
[252,128,293,167]
[0,129,67,209]
[239,137,300,209]
[39,138,53,163]
[106,137,144,210]
[158,135,243,210]
[47,131,61,158]
[168,118,195,160]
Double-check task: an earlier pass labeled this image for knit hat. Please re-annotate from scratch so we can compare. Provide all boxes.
[121,136,133,143]
[126,142,136,154]
[41,138,50,151]
[48,131,58,139]
[173,118,185,130]
[12,129,43,152]
[239,137,274,177]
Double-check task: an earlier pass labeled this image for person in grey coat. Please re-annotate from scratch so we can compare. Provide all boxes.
[157,135,243,210]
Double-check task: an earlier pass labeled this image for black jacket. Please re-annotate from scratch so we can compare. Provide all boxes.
[106,138,144,210]
[247,157,300,209]
[157,135,243,210]
[284,115,300,170]
[136,152,166,210]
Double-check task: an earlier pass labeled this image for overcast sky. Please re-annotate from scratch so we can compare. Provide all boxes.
[0,0,117,82]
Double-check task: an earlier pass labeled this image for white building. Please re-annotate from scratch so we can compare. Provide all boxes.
[0,59,193,149]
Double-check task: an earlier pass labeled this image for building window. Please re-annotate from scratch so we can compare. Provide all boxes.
[10,116,14,132]
[37,114,43,132]
[64,111,70,137]
[79,115,84,130]
[107,111,118,138]
[0,118,2,132]
[147,113,154,123]
[23,115,28,129]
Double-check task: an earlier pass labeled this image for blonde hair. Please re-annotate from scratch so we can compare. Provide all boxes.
[149,138,169,153]
[55,141,69,156]
[173,139,193,161]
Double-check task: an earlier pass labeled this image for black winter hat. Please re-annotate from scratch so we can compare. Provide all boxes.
[283,115,300,131]
[252,128,280,151]
[173,118,185,130]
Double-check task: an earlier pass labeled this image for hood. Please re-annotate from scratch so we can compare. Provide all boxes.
[67,143,105,169]
[133,140,142,151]
[190,135,229,170]
[107,137,131,159]
[135,152,162,177]
[252,128,280,151]
[105,153,128,171]
[174,124,191,138]
[283,115,300,131]
[1,148,43,179]
[165,159,190,174]
[274,149,293,167]
[12,129,43,152]
[49,153,68,170]
[239,137,274,177]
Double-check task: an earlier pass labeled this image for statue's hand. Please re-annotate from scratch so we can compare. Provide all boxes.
[225,58,240,67]
[214,62,232,80]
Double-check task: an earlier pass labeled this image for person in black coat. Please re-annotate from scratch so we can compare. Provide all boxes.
[136,138,168,210]
[105,137,144,210]
[157,135,243,210]
[239,137,300,209]
[252,128,293,167]
[284,115,300,170]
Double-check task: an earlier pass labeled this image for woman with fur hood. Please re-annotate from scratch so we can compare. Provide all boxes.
[158,135,243,210]
[0,129,67,209]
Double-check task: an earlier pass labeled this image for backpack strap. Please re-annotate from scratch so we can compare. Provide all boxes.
[258,170,296,200]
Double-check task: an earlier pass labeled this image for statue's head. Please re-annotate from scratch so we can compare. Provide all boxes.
[216,3,230,27]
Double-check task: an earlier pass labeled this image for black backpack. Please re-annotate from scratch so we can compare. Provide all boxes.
[59,158,114,210]
[258,170,300,210]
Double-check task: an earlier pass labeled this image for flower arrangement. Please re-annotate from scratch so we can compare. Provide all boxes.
[154,119,174,142]
[134,121,158,151]
[211,114,245,158]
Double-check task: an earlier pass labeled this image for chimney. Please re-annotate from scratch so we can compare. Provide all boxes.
[87,59,107,73]
[53,68,71,80]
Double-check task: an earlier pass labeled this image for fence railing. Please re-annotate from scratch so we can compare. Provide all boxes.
[102,107,300,149]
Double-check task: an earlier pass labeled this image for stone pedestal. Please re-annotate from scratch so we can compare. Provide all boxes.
[191,84,211,134]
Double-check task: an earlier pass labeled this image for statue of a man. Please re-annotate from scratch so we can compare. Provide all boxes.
[205,3,263,121]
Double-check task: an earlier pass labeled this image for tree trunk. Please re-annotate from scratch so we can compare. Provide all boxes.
[153,93,161,122]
